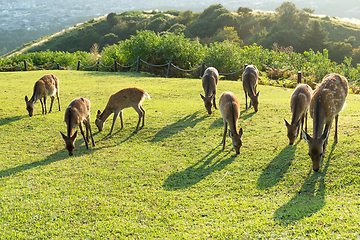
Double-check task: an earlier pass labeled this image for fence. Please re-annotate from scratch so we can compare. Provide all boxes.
[1,57,306,83]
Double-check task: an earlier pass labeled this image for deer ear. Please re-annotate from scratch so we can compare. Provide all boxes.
[210,93,215,100]
[239,128,243,137]
[71,130,78,140]
[321,129,329,141]
[200,94,205,100]
[60,131,66,140]
[228,129,233,138]
[295,118,301,127]
[302,130,311,143]
[284,119,290,127]
[256,91,260,97]
[97,110,101,116]
[25,96,28,102]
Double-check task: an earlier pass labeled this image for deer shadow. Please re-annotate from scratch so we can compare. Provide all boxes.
[257,141,299,190]
[0,115,26,127]
[240,109,257,120]
[151,111,206,142]
[163,147,236,191]
[0,135,114,180]
[272,142,336,225]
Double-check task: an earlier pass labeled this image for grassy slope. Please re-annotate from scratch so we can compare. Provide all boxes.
[0,71,359,238]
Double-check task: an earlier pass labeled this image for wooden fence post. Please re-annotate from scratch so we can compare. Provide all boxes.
[298,71,302,83]
[200,62,205,78]
[114,60,117,72]
[95,60,99,71]
[77,60,81,71]
[24,60,27,71]
[167,60,172,78]
[136,56,141,73]
[57,63,60,70]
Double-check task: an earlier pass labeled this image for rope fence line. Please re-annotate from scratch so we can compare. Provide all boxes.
[0,57,315,85]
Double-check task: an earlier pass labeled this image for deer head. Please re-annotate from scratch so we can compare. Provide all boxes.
[284,118,301,145]
[251,91,260,112]
[25,96,35,117]
[95,110,105,131]
[302,129,329,172]
[229,128,243,154]
[61,131,78,156]
[200,93,215,114]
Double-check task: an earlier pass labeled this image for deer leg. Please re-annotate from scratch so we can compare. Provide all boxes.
[244,92,248,110]
[79,123,89,149]
[222,121,228,149]
[43,97,48,114]
[56,92,61,111]
[134,106,143,133]
[86,117,95,147]
[139,105,146,128]
[299,114,304,140]
[305,111,308,133]
[39,99,45,114]
[213,94,217,109]
[48,96,55,113]
[109,111,120,135]
[334,114,339,143]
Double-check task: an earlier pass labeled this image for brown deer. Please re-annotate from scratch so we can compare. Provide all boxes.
[200,67,219,114]
[242,64,260,112]
[60,97,95,156]
[219,91,243,154]
[284,84,312,145]
[302,73,348,172]
[95,87,151,134]
[25,74,61,117]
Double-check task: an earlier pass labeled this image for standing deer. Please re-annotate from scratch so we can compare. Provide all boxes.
[60,97,95,156]
[95,87,151,135]
[25,74,61,117]
[302,73,348,172]
[242,64,260,112]
[200,67,219,114]
[219,91,243,154]
[284,84,312,145]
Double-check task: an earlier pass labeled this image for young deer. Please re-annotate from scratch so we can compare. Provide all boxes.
[95,87,151,134]
[302,73,348,172]
[242,64,260,112]
[60,97,95,156]
[200,67,219,114]
[25,74,61,117]
[284,84,312,145]
[219,91,243,154]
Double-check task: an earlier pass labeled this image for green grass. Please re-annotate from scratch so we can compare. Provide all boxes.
[1,70,360,239]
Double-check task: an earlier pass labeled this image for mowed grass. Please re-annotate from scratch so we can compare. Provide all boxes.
[0,70,360,239]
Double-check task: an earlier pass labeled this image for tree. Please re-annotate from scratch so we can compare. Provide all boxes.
[328,41,353,63]
[299,20,328,52]
[275,1,309,32]
[302,7,315,14]
[213,27,243,45]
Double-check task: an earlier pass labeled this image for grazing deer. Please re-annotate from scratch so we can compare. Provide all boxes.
[242,64,260,112]
[25,74,61,117]
[200,67,219,114]
[219,91,243,154]
[284,84,312,145]
[302,73,348,172]
[95,87,151,134]
[60,97,95,156]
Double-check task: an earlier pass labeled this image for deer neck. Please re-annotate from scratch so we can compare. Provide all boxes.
[100,106,114,122]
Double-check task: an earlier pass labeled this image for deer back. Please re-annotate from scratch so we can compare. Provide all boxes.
[201,67,219,114]
[290,84,312,124]
[242,65,259,97]
[64,97,90,137]
[310,73,348,137]
[219,91,242,153]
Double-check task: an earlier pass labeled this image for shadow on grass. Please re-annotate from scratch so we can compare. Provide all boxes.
[209,117,223,129]
[273,142,336,225]
[0,134,114,180]
[0,115,26,127]
[151,111,206,142]
[163,147,236,191]
[240,109,256,120]
[257,141,299,190]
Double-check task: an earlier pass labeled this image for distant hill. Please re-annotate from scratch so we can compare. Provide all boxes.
[1,0,360,56]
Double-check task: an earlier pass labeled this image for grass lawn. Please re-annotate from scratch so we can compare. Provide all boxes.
[0,70,359,239]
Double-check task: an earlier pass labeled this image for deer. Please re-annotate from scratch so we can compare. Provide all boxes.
[25,74,61,117]
[219,91,243,154]
[95,87,151,135]
[242,64,260,112]
[302,73,348,172]
[284,84,312,145]
[60,97,95,156]
[200,67,219,114]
